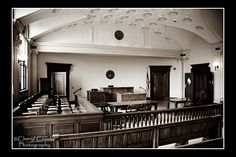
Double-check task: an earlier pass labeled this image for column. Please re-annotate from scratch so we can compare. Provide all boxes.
[31,48,38,94]
[180,49,190,98]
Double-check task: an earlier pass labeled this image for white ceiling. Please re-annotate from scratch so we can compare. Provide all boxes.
[13,8,223,52]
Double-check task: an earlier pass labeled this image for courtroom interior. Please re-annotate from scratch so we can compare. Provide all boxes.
[12,8,224,149]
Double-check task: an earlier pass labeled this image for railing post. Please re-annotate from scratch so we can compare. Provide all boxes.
[52,134,60,148]
[152,126,156,148]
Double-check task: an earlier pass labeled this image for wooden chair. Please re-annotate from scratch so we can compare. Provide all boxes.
[139,103,152,111]
[126,104,140,112]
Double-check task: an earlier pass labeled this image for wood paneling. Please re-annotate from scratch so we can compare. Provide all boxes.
[54,115,222,148]
[52,123,75,134]
[13,95,104,148]
[23,125,48,137]
[87,90,107,106]
[102,87,134,102]
[157,116,222,146]
[80,122,101,133]
[117,93,146,102]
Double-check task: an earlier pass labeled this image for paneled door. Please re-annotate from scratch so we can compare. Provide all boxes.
[51,72,67,96]
[150,66,171,100]
[185,73,193,101]
[46,62,71,100]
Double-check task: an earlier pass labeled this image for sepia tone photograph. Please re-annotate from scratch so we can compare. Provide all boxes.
[12,8,224,149]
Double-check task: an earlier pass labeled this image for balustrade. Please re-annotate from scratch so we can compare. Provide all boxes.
[103,104,222,130]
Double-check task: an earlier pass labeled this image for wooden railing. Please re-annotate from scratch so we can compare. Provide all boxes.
[13,96,104,148]
[53,115,223,148]
[13,91,42,116]
[103,103,222,130]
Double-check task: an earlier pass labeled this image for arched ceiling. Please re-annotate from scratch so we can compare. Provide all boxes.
[13,8,223,54]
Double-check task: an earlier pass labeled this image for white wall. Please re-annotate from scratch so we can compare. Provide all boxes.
[184,35,224,103]
[37,53,182,101]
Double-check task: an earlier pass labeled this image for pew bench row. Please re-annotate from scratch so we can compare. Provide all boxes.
[52,115,223,148]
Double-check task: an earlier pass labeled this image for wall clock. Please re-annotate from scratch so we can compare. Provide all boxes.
[106,70,115,79]
[114,30,124,40]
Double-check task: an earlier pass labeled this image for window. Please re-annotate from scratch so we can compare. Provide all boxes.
[18,33,28,92]
[19,60,27,91]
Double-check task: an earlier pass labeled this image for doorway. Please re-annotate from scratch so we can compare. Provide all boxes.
[51,72,66,96]
[150,66,171,100]
[46,63,71,100]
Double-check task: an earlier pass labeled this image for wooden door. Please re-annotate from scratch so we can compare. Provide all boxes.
[46,63,71,100]
[51,72,66,96]
[194,72,213,105]
[150,66,170,100]
[185,73,193,100]
[191,63,214,105]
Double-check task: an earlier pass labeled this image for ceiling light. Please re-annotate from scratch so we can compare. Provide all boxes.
[90,9,100,14]
[183,16,192,23]
[154,30,162,36]
[165,37,171,41]
[115,20,123,24]
[129,23,136,26]
[143,13,152,18]
[142,26,150,30]
[126,9,136,14]
[87,15,96,20]
[135,18,144,23]
[195,26,204,31]
[149,22,157,26]
[104,15,113,19]
[158,17,167,22]
[108,9,119,13]
[168,11,178,16]
[120,16,129,20]
[52,9,56,14]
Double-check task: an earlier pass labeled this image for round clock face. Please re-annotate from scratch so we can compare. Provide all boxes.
[106,70,115,79]
[114,30,124,40]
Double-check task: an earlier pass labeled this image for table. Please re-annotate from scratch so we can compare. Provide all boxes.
[168,98,189,109]
[107,100,159,112]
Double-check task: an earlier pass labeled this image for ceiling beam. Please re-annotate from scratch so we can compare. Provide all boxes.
[18,9,88,25]
[13,8,41,20]
[30,15,86,39]
[33,42,182,59]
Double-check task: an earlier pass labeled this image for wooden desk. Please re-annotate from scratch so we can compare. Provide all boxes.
[168,98,189,108]
[107,100,158,112]
[117,93,146,102]
[102,87,134,102]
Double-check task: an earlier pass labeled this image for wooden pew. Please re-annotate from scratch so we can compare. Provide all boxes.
[53,115,222,148]
[53,125,155,148]
[13,92,42,116]
[154,115,223,148]
[13,96,104,148]
[176,137,223,148]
